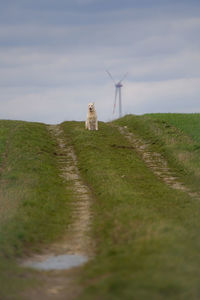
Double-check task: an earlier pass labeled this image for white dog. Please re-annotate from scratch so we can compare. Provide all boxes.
[85,102,98,130]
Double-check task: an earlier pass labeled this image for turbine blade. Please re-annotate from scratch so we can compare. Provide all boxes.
[119,72,128,83]
[113,87,118,114]
[106,70,116,84]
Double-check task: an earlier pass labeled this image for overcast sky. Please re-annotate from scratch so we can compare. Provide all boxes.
[0,0,200,123]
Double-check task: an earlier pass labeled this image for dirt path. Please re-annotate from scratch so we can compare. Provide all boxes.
[47,125,93,257]
[21,125,93,300]
[117,125,199,199]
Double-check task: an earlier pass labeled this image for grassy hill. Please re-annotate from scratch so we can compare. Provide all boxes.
[0,121,73,298]
[0,114,200,300]
[61,115,200,300]
[115,114,200,193]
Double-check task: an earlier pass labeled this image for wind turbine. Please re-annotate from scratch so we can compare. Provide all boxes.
[106,70,128,118]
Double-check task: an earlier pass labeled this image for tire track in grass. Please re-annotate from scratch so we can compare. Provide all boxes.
[116,125,199,199]
[48,125,93,258]
[21,125,93,300]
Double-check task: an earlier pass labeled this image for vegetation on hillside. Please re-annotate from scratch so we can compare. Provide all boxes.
[115,114,200,193]
[1,114,200,300]
[0,121,73,299]
[62,118,200,300]
[147,113,200,142]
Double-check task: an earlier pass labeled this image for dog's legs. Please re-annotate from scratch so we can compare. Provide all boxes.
[85,120,88,130]
[96,120,98,130]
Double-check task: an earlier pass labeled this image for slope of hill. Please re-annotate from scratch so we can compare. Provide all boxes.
[147,113,200,142]
[1,115,200,300]
[115,114,200,193]
[0,121,73,298]
[61,117,200,300]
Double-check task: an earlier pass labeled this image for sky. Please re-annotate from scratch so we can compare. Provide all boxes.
[0,0,200,123]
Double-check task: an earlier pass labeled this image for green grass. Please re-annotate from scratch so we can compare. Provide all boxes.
[61,120,200,300]
[147,113,200,142]
[1,115,200,299]
[115,114,200,193]
[0,121,73,299]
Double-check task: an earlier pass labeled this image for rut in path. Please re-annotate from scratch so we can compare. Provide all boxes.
[47,124,93,257]
[21,124,93,300]
[117,125,199,199]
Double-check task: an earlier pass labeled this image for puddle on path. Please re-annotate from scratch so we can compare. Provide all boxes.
[21,254,88,271]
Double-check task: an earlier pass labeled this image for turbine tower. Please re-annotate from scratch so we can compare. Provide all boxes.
[106,70,128,118]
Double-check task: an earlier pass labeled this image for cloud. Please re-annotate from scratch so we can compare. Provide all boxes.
[1,77,199,123]
[0,84,114,123]
[124,77,200,114]
[0,1,200,123]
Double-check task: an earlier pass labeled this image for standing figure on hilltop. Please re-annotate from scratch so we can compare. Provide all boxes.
[85,102,98,130]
